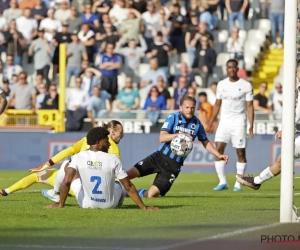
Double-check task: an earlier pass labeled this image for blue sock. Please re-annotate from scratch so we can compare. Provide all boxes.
[137,189,147,198]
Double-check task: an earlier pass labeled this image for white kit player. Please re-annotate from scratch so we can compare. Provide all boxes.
[47,127,158,210]
[0,89,7,115]
[206,59,254,191]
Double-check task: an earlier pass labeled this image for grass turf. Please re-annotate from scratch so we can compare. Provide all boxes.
[0,171,300,250]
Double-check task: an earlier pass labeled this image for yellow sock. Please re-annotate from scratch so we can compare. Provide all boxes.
[6,173,39,194]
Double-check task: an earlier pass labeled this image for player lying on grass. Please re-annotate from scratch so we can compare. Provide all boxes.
[236,130,300,190]
[47,127,158,210]
[0,120,124,197]
[125,95,229,198]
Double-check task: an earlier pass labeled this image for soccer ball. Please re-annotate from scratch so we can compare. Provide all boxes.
[170,134,193,157]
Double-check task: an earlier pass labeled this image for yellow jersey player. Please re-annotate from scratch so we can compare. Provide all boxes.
[0,120,124,197]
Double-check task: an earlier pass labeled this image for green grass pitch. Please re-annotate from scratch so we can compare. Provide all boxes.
[0,171,300,250]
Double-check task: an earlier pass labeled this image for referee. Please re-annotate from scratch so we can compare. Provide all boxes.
[99,42,121,111]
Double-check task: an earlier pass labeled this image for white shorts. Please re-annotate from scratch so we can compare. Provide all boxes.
[70,179,125,209]
[215,124,247,148]
[295,136,300,159]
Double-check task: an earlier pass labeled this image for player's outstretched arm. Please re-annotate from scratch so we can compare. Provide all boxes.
[119,177,159,210]
[47,167,76,208]
[207,99,222,133]
[159,131,178,143]
[201,139,229,163]
[246,101,254,139]
[0,92,7,115]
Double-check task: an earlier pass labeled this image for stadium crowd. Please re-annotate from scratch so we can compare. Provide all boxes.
[0,0,286,131]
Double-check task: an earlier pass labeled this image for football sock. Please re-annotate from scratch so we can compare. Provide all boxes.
[137,189,147,198]
[254,167,274,184]
[6,173,39,194]
[235,162,247,188]
[215,161,227,185]
[54,165,66,193]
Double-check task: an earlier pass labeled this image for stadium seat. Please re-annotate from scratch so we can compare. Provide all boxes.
[117,73,126,91]
[138,63,150,78]
[94,53,100,66]
[247,29,266,46]
[169,54,179,66]
[239,30,247,40]
[218,20,229,30]
[216,53,230,74]
[168,86,174,98]
[256,19,271,35]
[218,30,229,43]
[170,63,181,75]
[194,75,203,87]
[244,41,261,57]
[213,66,224,79]
[244,54,255,71]
[180,53,189,64]
[214,42,224,55]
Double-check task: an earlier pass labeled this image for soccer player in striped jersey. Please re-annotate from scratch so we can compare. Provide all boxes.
[0,120,124,198]
[126,95,229,198]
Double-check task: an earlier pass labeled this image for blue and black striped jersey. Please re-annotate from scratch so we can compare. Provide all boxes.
[156,112,207,165]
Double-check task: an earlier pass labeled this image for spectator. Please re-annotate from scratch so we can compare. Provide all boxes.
[87,85,111,127]
[67,6,83,33]
[66,76,89,131]
[81,3,99,30]
[269,0,285,49]
[143,86,166,126]
[259,0,271,19]
[227,26,244,62]
[36,83,47,108]
[18,0,36,10]
[2,54,23,83]
[272,82,283,120]
[54,1,72,23]
[3,0,22,23]
[140,57,167,91]
[10,74,18,86]
[116,76,140,112]
[16,8,38,46]
[146,31,171,76]
[187,86,199,110]
[115,34,147,84]
[99,42,121,110]
[28,28,52,89]
[39,8,62,42]
[40,84,59,109]
[31,0,48,26]
[2,79,10,100]
[156,75,171,110]
[166,3,186,54]
[141,1,160,50]
[225,0,248,31]
[132,0,147,14]
[0,6,7,32]
[92,0,111,22]
[198,91,215,132]
[80,67,101,96]
[78,23,95,65]
[253,82,272,114]
[188,0,201,19]
[3,19,26,66]
[0,0,10,12]
[109,0,129,28]
[192,36,216,88]
[52,21,72,81]
[34,73,44,87]
[71,0,89,13]
[173,75,188,109]
[156,7,172,43]
[173,62,196,89]
[189,22,214,52]
[95,17,119,47]
[185,12,200,67]
[118,8,142,43]
[6,71,36,112]
[66,30,88,87]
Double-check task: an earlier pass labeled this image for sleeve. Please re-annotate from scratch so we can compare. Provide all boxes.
[161,113,175,132]
[216,82,222,100]
[246,83,254,101]
[51,137,86,164]
[134,90,140,99]
[68,155,79,170]
[197,122,208,141]
[115,54,121,63]
[114,157,127,179]
[31,85,37,95]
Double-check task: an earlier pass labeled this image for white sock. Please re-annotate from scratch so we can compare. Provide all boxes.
[4,188,10,194]
[54,163,67,193]
[215,161,227,184]
[235,162,247,188]
[254,167,274,184]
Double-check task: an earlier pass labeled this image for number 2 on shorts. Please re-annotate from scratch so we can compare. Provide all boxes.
[90,176,102,194]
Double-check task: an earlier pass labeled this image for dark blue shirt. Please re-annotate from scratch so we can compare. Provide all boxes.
[100,53,120,77]
[156,112,207,165]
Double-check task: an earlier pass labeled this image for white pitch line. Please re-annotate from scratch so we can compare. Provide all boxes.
[150,222,282,250]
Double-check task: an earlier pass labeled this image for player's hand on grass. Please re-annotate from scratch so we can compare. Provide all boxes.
[247,126,254,139]
[275,130,282,140]
[47,204,62,209]
[29,161,51,172]
[219,155,229,164]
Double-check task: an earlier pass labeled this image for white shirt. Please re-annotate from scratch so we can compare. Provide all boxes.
[40,18,62,42]
[109,5,129,27]
[216,77,253,126]
[66,88,89,111]
[16,16,38,43]
[0,16,7,31]
[69,150,127,209]
[54,9,72,23]
[141,11,160,38]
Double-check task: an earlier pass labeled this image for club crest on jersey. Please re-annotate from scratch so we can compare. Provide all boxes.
[191,123,196,129]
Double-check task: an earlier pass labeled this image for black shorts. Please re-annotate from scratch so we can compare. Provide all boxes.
[101,76,118,100]
[134,152,181,196]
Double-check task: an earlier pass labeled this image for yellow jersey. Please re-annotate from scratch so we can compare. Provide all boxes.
[51,136,120,164]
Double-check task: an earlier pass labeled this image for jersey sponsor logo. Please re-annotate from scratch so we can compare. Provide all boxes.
[162,122,169,129]
[169,174,175,184]
[175,126,194,135]
[91,197,106,203]
[87,161,102,170]
[222,95,243,101]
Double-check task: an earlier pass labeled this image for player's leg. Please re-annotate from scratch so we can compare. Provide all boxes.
[213,123,230,190]
[112,181,126,208]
